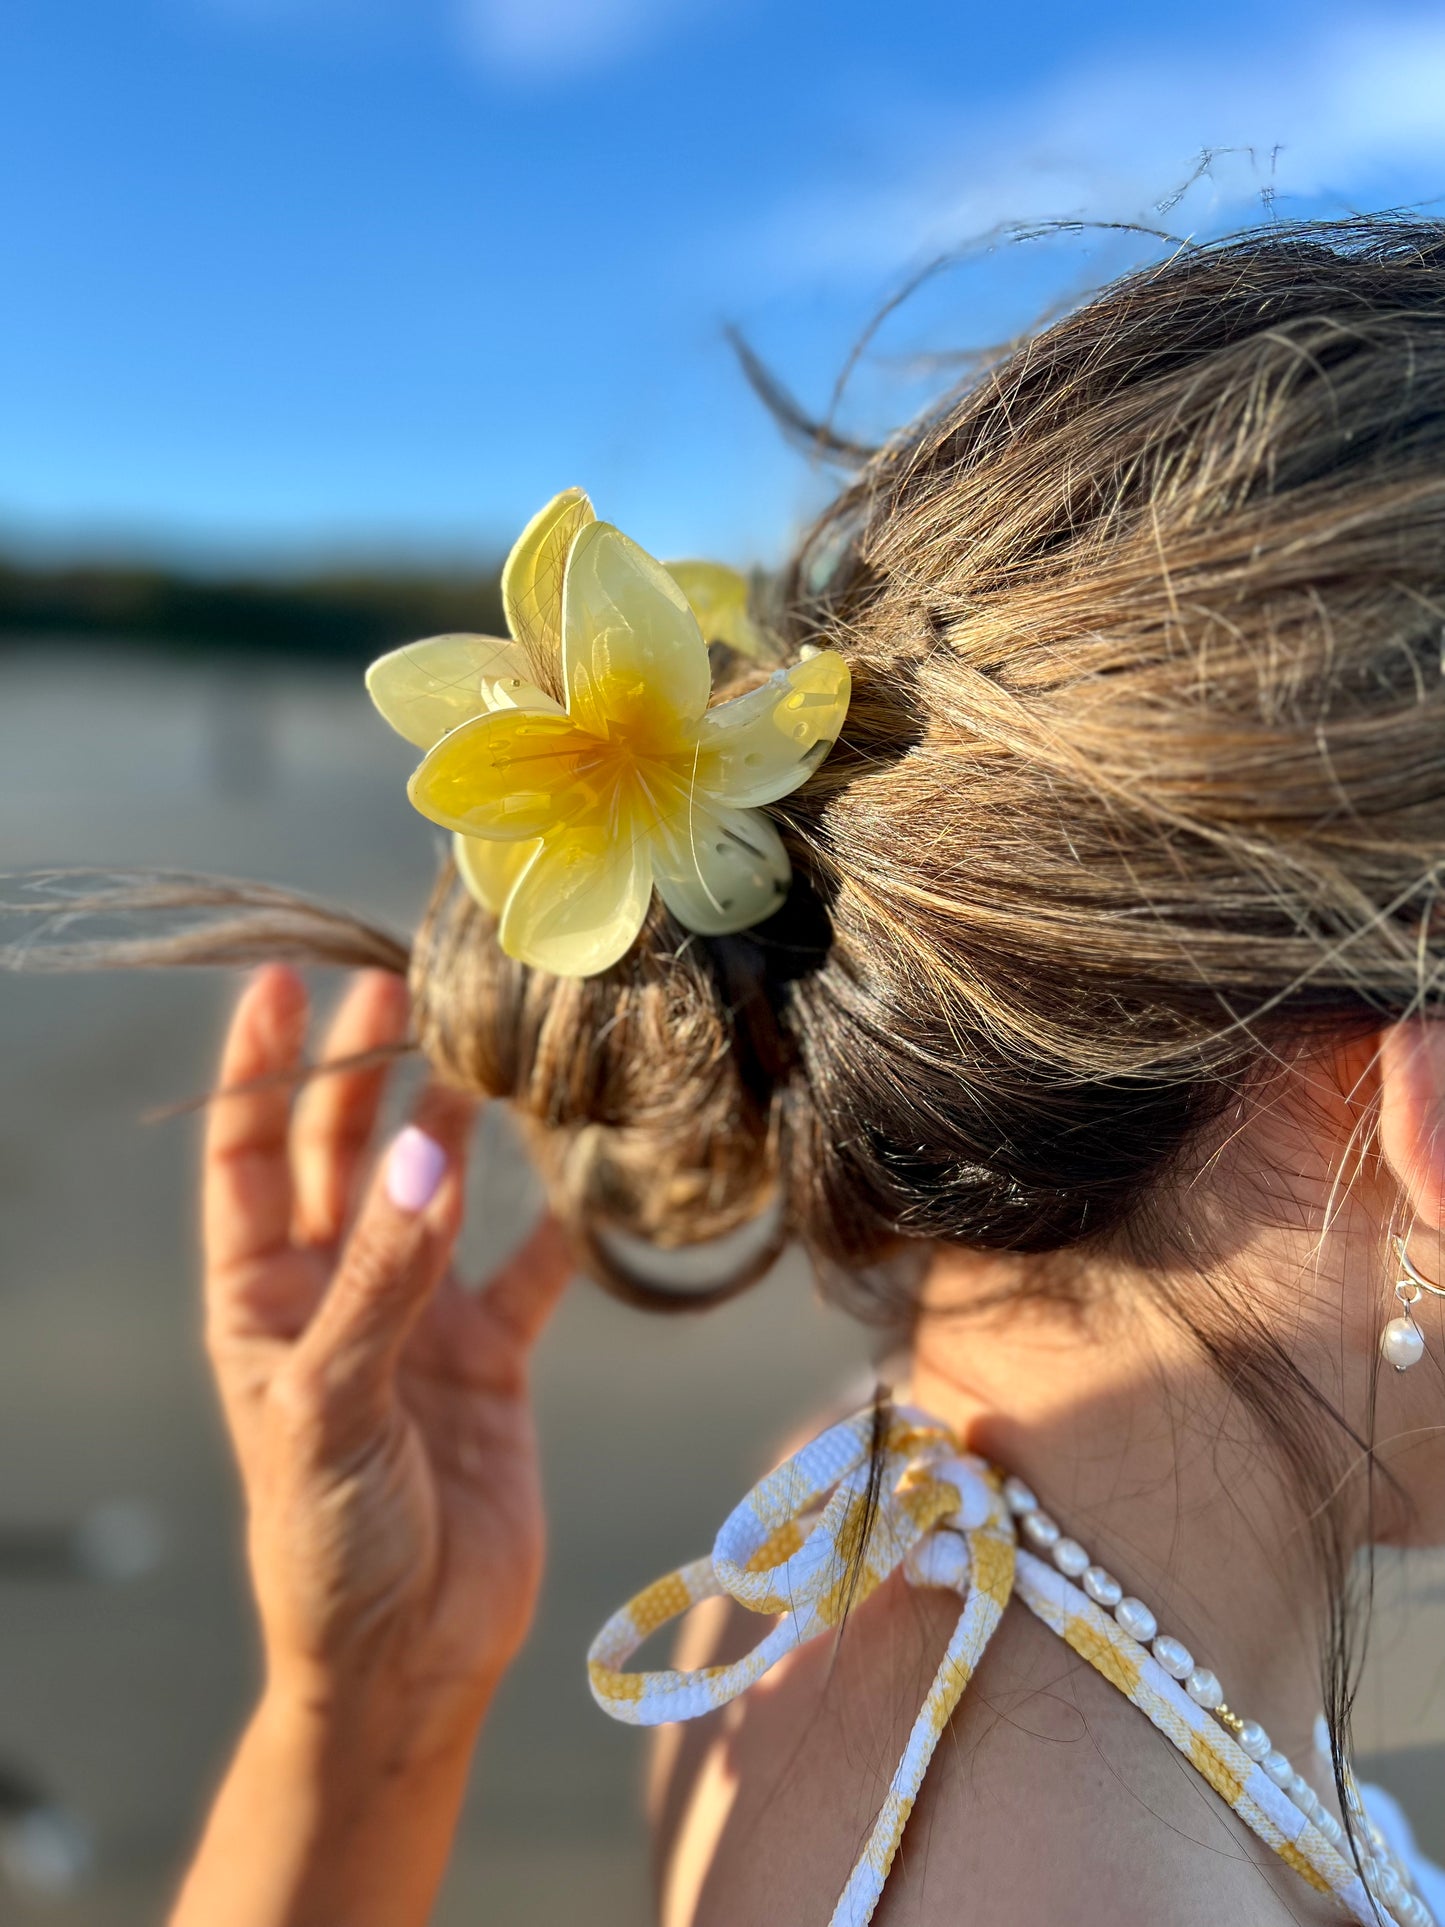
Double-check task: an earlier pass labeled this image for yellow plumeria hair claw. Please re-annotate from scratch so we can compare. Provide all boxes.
[366,490,850,980]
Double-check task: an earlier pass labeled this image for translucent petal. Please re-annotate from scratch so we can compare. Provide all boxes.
[498,823,652,977]
[653,797,791,936]
[665,560,771,661]
[478,676,565,716]
[501,488,595,663]
[365,634,532,749]
[453,830,540,915]
[562,522,711,738]
[694,649,851,808]
[408,709,595,840]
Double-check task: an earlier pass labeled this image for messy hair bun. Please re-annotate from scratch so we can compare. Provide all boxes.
[408,878,795,1302]
[396,217,1445,1306]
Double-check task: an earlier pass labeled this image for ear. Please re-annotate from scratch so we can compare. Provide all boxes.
[1377,1020,1445,1232]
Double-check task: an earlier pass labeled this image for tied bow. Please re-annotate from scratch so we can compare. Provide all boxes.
[587,1404,1017,1927]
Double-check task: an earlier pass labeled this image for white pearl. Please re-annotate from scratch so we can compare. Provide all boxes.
[1264,1749,1294,1788]
[1052,1537,1090,1578]
[1115,1597,1158,1643]
[1002,1475,1038,1515]
[1381,1315,1426,1370]
[1316,1811,1343,1846]
[1022,1511,1060,1550]
[1083,1566,1123,1608]
[1152,1634,1194,1679]
[1186,1668,1222,1710]
[1287,1772,1314,1809]
[1238,1720,1272,1762]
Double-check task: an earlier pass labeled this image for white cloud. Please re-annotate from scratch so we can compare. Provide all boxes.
[456,0,687,79]
[745,12,1445,285]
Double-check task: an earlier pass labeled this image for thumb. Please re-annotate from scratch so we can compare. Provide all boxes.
[290,1089,475,1437]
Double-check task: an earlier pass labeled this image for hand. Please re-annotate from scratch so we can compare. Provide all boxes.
[201,964,571,1761]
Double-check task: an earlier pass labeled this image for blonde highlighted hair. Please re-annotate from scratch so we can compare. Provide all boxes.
[398,218,1444,1308]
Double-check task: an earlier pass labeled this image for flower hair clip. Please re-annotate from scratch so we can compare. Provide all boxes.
[365,489,851,978]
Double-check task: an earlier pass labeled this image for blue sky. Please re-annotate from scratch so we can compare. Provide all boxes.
[6,1,1445,572]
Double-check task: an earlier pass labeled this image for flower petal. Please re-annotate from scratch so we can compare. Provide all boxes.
[501,487,595,664]
[694,649,851,808]
[478,675,565,716]
[665,560,771,661]
[653,797,791,936]
[498,823,652,977]
[453,830,541,915]
[365,634,532,749]
[562,522,711,738]
[408,709,596,840]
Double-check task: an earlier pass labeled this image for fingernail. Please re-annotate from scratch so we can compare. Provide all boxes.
[386,1126,447,1213]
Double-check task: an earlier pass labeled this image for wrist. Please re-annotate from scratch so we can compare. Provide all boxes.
[170,1679,487,1927]
[255,1667,491,1791]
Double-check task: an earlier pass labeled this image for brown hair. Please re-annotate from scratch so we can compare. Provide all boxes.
[14,216,1445,1880]
[397,217,1445,1310]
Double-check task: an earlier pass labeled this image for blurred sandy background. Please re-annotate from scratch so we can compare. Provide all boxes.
[3,645,1445,1925]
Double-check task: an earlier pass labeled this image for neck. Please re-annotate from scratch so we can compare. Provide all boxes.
[906,1251,1343,1773]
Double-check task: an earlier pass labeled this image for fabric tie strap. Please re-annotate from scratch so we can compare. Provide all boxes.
[587,1402,1407,1927]
[587,1405,1015,1925]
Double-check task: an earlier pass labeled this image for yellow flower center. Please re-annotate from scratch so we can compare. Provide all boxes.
[505,694,698,842]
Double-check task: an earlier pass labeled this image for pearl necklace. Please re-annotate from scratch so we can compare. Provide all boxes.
[1000,1474,1434,1927]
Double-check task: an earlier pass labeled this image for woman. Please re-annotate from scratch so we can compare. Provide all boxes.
[52,218,1445,1924]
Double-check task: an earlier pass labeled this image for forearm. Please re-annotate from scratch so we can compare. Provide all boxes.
[169,1689,486,1927]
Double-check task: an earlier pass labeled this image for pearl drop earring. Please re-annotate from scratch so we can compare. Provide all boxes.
[1380,1235,1443,1372]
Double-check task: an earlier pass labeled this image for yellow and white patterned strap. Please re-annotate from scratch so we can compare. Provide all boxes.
[587,1404,1015,1923]
[588,1403,1413,1927]
[588,1405,994,1721]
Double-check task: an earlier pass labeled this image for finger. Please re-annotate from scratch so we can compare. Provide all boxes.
[290,970,411,1249]
[474,1214,574,1354]
[291,1085,477,1425]
[203,965,308,1286]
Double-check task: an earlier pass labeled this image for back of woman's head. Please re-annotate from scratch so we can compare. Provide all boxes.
[407,216,1445,1306]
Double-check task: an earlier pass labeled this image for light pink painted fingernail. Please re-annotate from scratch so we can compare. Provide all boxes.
[386,1126,447,1213]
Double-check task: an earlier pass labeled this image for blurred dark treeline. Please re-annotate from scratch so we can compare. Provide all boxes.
[0,551,507,661]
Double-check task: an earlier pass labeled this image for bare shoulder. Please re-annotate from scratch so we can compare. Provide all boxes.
[653,1578,1340,1927]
